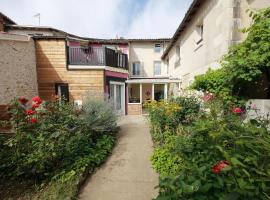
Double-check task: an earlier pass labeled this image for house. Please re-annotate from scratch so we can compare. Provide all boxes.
[161,0,270,93]
[127,39,181,115]
[35,36,129,114]
[0,13,38,120]
[5,22,173,115]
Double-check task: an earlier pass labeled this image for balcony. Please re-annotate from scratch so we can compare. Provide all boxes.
[68,46,128,70]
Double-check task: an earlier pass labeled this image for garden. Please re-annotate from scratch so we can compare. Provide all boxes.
[147,8,270,200]
[0,95,118,199]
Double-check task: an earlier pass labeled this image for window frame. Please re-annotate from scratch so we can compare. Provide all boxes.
[154,43,161,53]
[55,83,69,102]
[175,45,181,68]
[195,24,204,45]
[132,62,141,76]
[154,61,162,76]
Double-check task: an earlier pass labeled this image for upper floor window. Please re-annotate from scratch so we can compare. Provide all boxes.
[175,45,181,68]
[154,61,161,76]
[195,24,203,45]
[154,43,161,53]
[132,62,141,76]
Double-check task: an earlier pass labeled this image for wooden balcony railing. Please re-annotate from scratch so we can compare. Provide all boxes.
[68,46,128,69]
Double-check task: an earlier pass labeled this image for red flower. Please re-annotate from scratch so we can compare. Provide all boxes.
[29,118,38,123]
[211,166,220,174]
[233,107,242,114]
[18,97,28,104]
[211,160,230,174]
[32,103,39,109]
[25,109,35,115]
[32,96,42,105]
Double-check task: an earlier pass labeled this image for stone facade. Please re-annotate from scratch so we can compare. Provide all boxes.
[0,33,38,105]
[165,0,270,90]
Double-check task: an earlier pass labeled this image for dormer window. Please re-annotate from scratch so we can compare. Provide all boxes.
[154,43,161,53]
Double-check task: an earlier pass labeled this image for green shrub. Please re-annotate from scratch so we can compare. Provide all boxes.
[82,97,118,134]
[154,101,270,200]
[151,136,184,177]
[0,96,116,185]
[172,96,201,125]
[147,97,200,144]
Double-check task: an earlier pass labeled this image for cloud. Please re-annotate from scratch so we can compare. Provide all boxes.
[125,0,192,38]
[0,0,192,38]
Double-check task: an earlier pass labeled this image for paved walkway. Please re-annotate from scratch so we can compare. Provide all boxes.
[79,115,159,200]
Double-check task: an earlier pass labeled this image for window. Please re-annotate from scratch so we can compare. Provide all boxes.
[154,43,161,53]
[195,24,203,45]
[128,84,140,103]
[154,61,161,76]
[175,45,181,68]
[55,83,69,102]
[132,62,141,76]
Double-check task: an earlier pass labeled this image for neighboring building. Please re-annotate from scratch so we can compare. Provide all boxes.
[127,39,181,115]
[34,36,129,114]
[3,21,130,114]
[5,23,173,115]
[162,0,270,92]
[0,13,38,120]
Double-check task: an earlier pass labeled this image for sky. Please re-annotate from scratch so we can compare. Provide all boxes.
[0,0,193,39]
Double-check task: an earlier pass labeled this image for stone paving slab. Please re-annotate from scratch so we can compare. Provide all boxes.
[79,115,159,200]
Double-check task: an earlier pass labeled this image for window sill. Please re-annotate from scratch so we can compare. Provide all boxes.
[194,42,203,52]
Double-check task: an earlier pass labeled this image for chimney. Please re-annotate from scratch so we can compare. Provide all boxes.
[0,15,4,32]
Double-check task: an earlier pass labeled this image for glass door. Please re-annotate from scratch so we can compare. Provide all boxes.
[110,82,125,115]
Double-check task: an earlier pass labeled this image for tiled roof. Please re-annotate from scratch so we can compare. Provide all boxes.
[0,12,16,25]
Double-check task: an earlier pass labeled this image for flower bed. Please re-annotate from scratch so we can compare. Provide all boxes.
[0,96,118,199]
[147,96,270,200]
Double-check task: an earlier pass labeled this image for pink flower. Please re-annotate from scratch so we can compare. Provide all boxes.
[233,107,242,114]
[32,96,42,105]
[202,93,214,102]
[251,104,257,110]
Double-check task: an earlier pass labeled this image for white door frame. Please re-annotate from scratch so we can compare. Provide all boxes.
[110,81,125,114]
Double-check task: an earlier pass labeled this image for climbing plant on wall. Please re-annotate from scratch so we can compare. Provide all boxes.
[191,8,270,105]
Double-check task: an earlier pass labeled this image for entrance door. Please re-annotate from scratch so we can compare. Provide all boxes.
[110,82,125,115]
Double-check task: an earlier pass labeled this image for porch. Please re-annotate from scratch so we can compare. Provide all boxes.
[127,79,181,115]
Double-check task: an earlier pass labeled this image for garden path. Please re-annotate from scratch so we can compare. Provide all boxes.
[79,115,159,200]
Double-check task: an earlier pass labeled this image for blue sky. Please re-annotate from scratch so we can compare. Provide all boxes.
[0,0,193,38]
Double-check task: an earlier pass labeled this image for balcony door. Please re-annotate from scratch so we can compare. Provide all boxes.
[110,81,125,115]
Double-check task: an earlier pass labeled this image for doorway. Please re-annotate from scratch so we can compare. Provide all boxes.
[110,81,125,115]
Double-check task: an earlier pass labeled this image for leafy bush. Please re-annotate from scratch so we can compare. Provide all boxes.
[151,99,270,200]
[151,136,184,177]
[172,97,201,125]
[147,97,200,144]
[0,96,117,199]
[82,97,118,133]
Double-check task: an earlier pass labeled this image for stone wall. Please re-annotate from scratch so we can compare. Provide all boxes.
[0,33,38,105]
[167,0,270,90]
